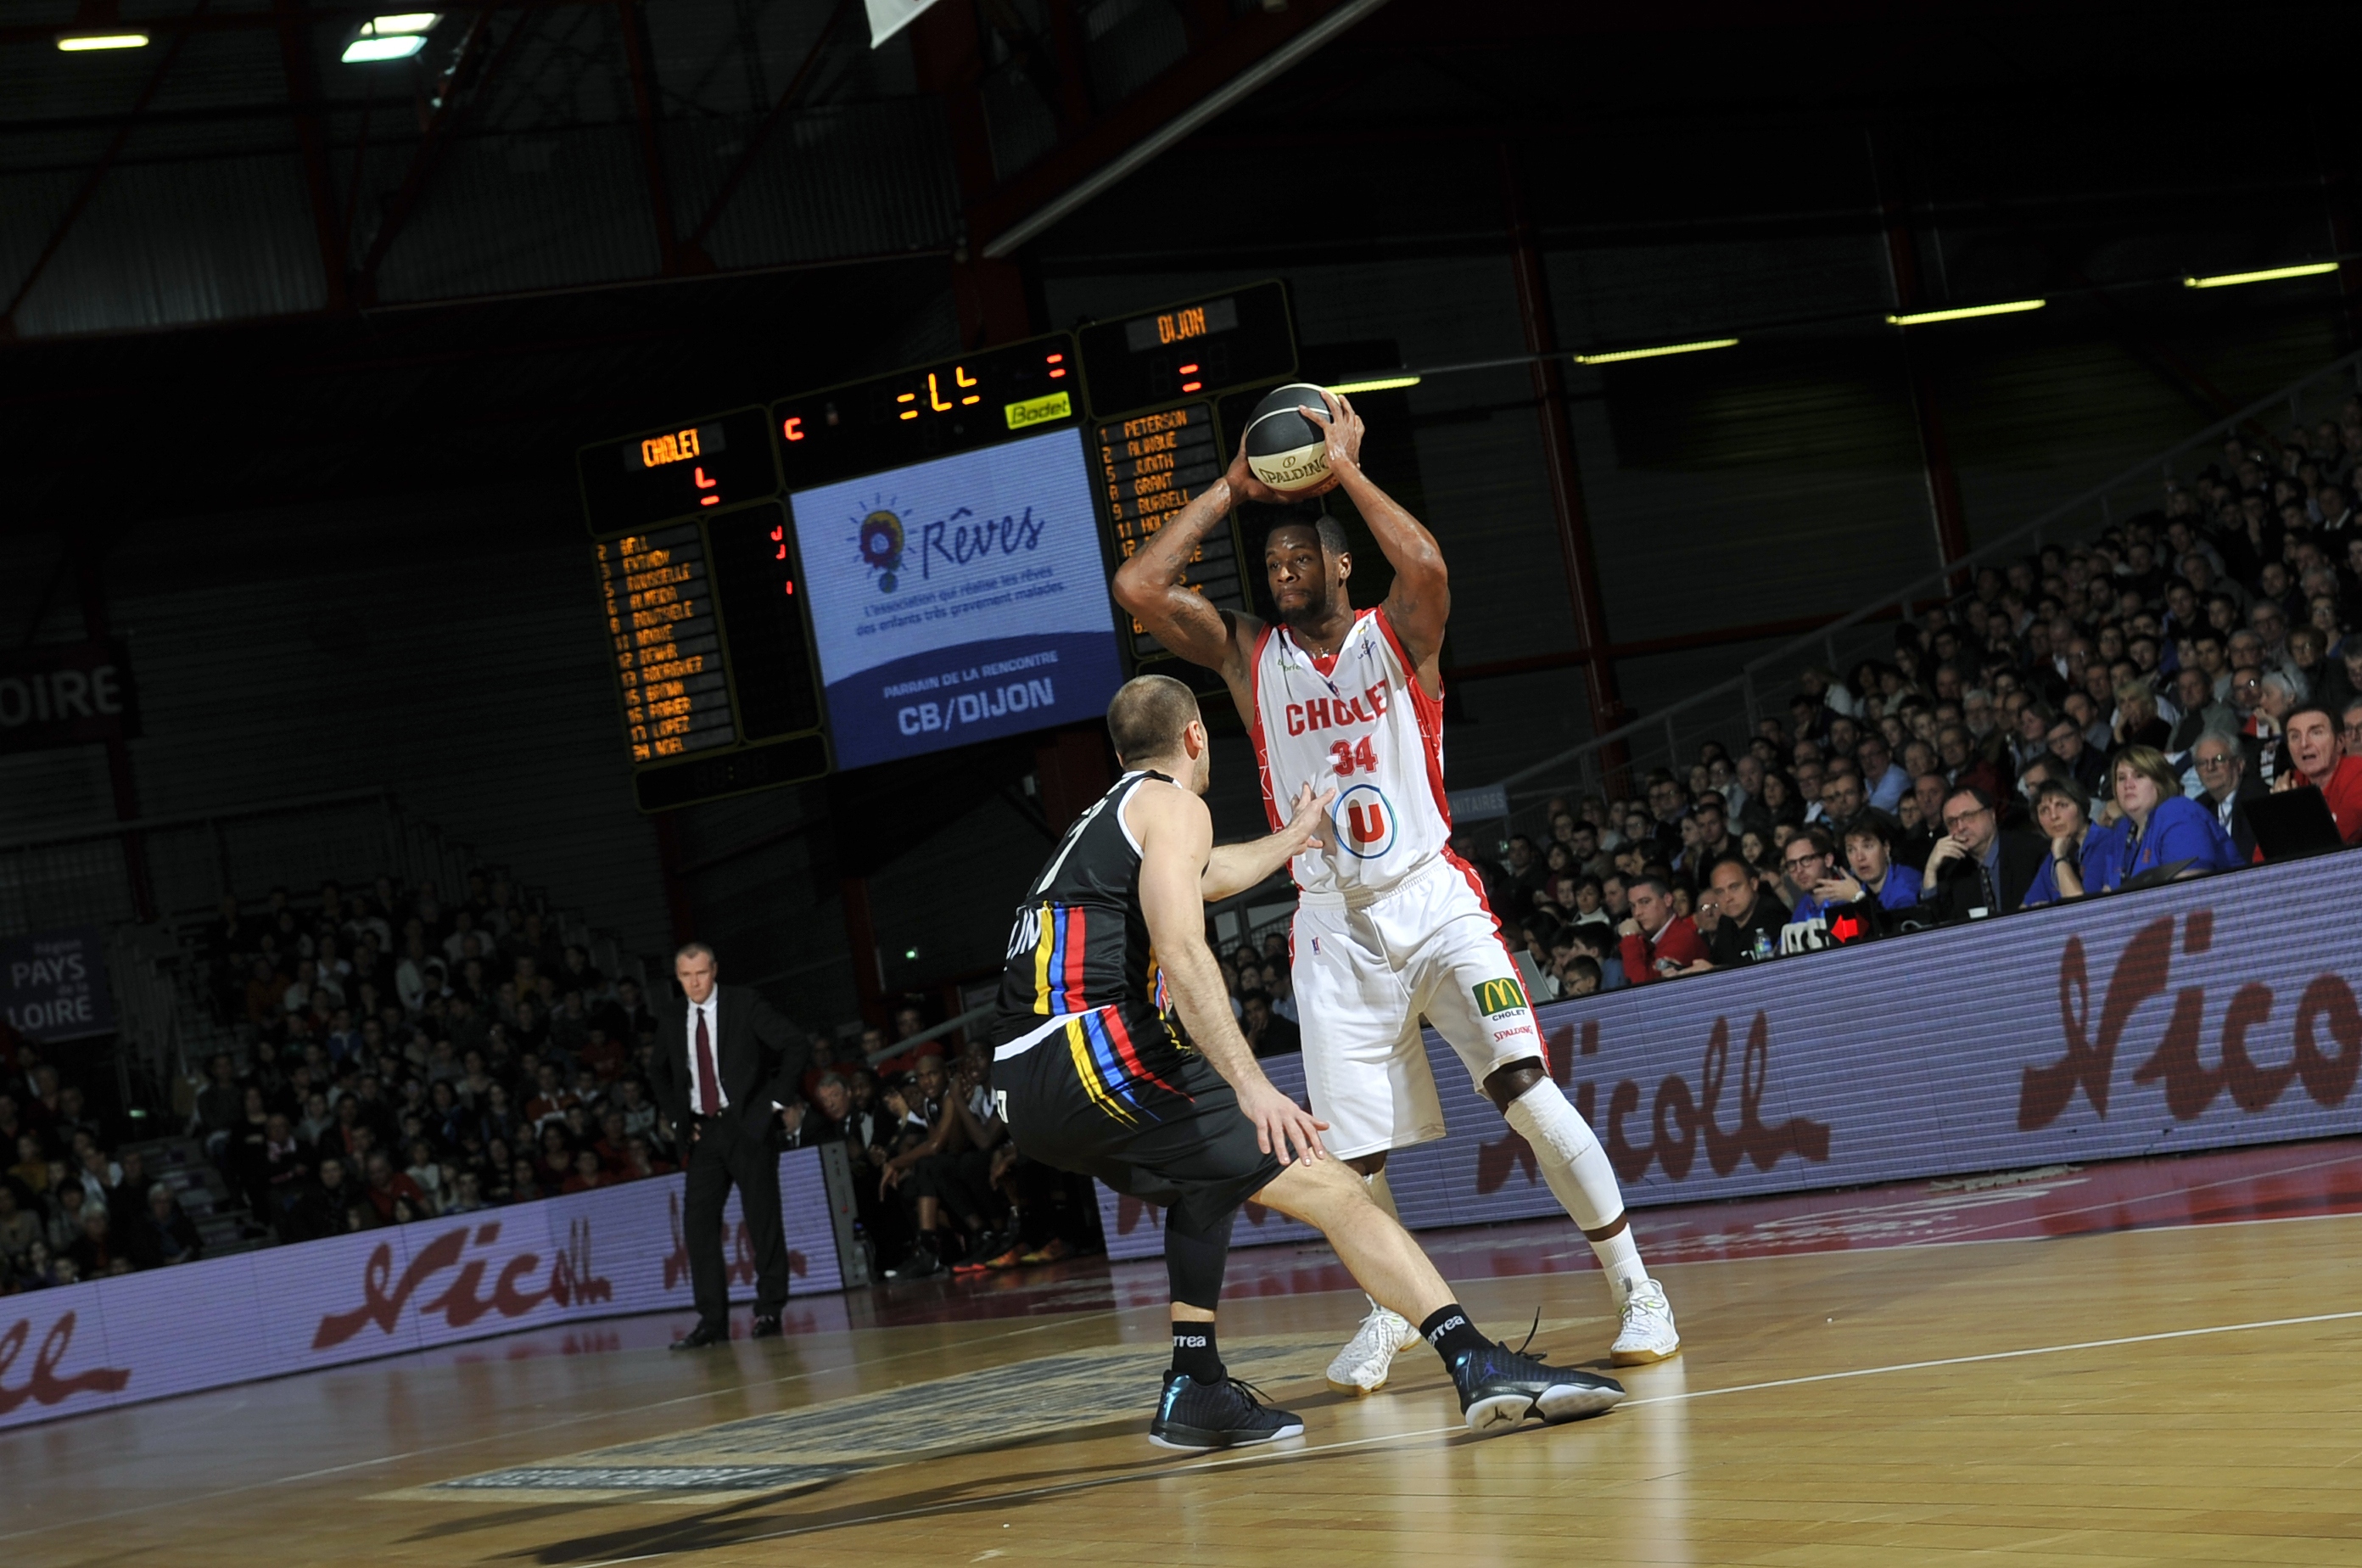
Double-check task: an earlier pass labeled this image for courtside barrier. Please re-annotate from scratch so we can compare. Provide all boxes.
[1100,850,2362,1256]
[0,1147,842,1429]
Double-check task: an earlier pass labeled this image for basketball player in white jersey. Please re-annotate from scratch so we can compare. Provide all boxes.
[1112,389,1679,1392]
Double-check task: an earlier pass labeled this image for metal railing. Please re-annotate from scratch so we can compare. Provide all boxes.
[1478,347,2362,843]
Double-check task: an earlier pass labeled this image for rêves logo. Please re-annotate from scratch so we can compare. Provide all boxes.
[312,1218,611,1350]
[1479,1013,1831,1192]
[0,1311,131,1415]
[2018,910,2362,1130]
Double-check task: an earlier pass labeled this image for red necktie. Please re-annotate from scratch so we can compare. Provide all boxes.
[694,1005,720,1116]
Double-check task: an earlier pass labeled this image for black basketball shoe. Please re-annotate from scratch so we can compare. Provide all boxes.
[1448,1341,1627,1435]
[1148,1372,1306,1451]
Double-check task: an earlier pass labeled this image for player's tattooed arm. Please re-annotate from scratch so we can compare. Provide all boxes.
[1202,780,1335,901]
[1133,784,1329,1166]
[1302,389,1450,685]
[1110,438,1275,692]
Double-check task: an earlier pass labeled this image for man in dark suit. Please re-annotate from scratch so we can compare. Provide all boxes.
[647,943,809,1348]
[1917,784,2048,921]
[2191,730,2267,861]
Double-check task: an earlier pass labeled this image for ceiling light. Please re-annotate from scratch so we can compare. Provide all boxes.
[56,31,149,50]
[1885,300,2046,327]
[370,12,442,31]
[344,31,427,62]
[1328,375,1421,394]
[2183,262,2338,290]
[1572,337,1739,365]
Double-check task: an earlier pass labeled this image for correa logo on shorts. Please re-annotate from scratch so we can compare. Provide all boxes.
[1473,977,1529,1017]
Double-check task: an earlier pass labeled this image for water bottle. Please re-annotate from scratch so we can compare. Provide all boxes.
[1750,931,1774,963]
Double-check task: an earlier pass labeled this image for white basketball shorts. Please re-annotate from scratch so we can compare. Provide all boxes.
[1290,854,1546,1160]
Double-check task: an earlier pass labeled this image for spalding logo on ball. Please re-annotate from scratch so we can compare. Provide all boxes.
[1243,383,1337,493]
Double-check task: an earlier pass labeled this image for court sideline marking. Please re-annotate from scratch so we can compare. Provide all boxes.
[564,1303,2362,1567]
[6,1153,2358,1547]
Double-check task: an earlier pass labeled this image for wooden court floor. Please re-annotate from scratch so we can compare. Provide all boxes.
[6,1141,2362,1567]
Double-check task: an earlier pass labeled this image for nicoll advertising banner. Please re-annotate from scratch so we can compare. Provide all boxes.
[1100,848,2362,1256]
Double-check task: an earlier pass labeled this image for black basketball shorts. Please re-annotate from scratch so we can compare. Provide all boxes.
[993,1003,1284,1235]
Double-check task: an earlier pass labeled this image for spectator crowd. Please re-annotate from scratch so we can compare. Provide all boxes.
[1,1036,205,1294]
[1462,408,2362,1000]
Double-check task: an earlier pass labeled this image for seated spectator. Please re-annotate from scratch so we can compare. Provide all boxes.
[67,1207,128,1279]
[1240,990,1301,1059]
[123,1184,204,1269]
[283,1156,354,1241]
[561,1148,613,1194]
[1919,785,2048,920]
[1615,876,1710,984]
[1817,821,1924,912]
[2023,777,2117,906]
[2089,744,2240,889]
[2112,680,2173,752]
[1559,955,1604,996]
[403,1138,446,1212]
[0,1184,39,1268]
[2269,703,2362,844]
[443,1171,489,1214]
[1700,855,1785,967]
[2043,714,2107,792]
[360,1149,428,1225]
[2191,729,2266,860]
[1782,829,1845,922]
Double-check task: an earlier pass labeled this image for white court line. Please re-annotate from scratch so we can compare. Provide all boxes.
[567,1304,2362,1567]
[0,1308,1122,1546]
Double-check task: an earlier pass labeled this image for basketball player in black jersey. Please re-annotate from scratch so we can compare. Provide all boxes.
[992,674,1626,1447]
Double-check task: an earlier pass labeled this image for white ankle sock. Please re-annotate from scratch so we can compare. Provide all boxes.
[1503,1081,1648,1306]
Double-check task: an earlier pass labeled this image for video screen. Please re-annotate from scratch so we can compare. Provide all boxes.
[787,427,1126,770]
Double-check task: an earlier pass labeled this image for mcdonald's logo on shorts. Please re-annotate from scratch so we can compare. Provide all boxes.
[1473,977,1529,1017]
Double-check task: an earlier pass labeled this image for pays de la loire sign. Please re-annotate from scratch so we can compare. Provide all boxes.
[0,640,137,754]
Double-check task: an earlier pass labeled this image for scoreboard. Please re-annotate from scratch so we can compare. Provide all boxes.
[578,283,1300,810]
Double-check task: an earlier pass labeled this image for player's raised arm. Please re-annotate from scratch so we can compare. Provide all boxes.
[1303,390,1450,680]
[1131,781,1327,1165]
[1203,780,1334,902]
[1110,440,1280,685]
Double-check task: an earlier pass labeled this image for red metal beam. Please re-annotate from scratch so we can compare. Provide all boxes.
[273,0,350,312]
[1868,126,1973,579]
[2,1,209,337]
[1501,142,1627,744]
[614,0,692,274]
[681,0,855,256]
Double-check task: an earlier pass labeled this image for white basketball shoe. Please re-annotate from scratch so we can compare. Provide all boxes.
[1325,1302,1422,1393]
[1609,1278,1681,1366]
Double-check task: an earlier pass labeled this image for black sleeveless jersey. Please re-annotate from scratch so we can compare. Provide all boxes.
[993,770,1173,1040]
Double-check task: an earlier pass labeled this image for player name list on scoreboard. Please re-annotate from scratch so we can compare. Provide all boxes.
[593,525,736,763]
[1094,402,1240,658]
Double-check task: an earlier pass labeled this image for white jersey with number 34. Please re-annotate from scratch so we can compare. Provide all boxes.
[1248,608,1453,898]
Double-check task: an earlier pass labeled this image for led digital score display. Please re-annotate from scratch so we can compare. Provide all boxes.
[595,524,735,764]
[1094,403,1246,661]
[578,406,779,535]
[1077,281,1297,419]
[772,333,1083,490]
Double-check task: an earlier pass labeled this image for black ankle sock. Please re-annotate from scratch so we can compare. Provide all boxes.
[1170,1322,1223,1385]
[1419,1303,1489,1368]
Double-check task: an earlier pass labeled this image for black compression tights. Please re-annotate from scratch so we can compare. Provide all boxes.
[1164,1206,1234,1313]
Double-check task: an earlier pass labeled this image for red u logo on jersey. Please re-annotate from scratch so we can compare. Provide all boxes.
[1335,784,1396,859]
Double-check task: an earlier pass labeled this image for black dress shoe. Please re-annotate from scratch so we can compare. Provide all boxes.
[671,1323,728,1351]
[750,1314,783,1339]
